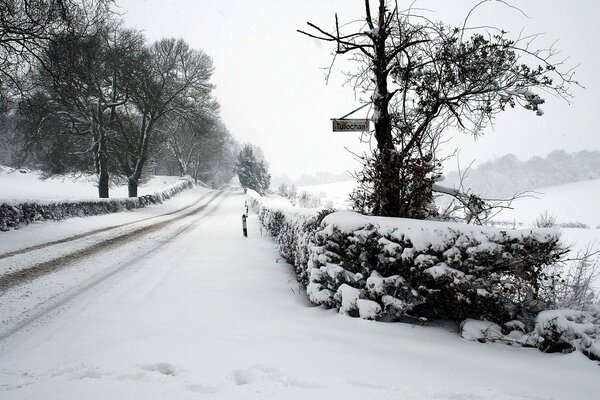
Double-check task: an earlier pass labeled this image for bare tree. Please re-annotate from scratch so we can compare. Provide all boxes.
[193,123,238,187]
[120,38,215,197]
[299,0,578,218]
[27,25,145,197]
[0,0,112,103]
[161,99,220,177]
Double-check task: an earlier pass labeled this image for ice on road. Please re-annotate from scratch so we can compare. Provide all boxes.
[0,190,597,399]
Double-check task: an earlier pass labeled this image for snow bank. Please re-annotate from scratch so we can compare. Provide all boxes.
[460,319,504,342]
[0,177,194,231]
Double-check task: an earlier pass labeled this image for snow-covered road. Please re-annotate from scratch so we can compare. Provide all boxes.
[0,188,597,399]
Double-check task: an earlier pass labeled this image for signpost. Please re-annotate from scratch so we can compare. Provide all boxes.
[331,119,370,132]
[331,102,372,133]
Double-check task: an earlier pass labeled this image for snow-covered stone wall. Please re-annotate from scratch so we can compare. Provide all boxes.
[0,177,193,231]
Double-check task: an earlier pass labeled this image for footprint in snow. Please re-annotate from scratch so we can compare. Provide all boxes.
[187,383,219,394]
[140,362,177,376]
[231,366,319,389]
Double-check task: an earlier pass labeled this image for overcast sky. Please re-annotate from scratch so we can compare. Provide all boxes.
[117,0,600,179]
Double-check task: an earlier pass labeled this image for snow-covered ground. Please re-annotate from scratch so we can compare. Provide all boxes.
[0,187,597,399]
[300,178,600,227]
[301,178,600,251]
[298,180,356,209]
[494,179,600,229]
[0,166,181,200]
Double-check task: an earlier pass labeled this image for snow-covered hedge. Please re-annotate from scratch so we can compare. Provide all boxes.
[0,177,193,231]
[249,191,600,361]
[460,309,600,361]
[310,212,566,326]
[532,309,600,360]
[249,190,563,325]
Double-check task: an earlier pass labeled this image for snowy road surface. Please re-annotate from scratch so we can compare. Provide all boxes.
[0,188,597,399]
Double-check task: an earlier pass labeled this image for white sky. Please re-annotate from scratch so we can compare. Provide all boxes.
[117,0,600,178]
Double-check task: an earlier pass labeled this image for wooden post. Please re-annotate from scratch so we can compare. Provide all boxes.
[242,214,248,237]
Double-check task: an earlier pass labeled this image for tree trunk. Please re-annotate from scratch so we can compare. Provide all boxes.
[128,177,138,197]
[193,154,201,184]
[98,129,109,198]
[128,115,153,198]
[371,0,401,217]
[93,104,110,199]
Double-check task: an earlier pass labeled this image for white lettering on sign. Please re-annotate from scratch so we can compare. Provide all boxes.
[332,119,370,132]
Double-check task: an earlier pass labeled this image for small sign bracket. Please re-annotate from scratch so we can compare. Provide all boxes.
[337,102,372,120]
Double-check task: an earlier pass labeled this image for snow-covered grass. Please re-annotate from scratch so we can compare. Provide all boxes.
[0,166,182,200]
[495,179,600,228]
[0,190,597,399]
[298,180,355,209]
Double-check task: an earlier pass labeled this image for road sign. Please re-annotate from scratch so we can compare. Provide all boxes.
[332,119,370,132]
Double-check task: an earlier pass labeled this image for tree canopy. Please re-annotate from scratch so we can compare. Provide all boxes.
[299,0,578,219]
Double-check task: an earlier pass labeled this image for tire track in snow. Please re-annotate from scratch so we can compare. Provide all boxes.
[0,190,217,261]
[0,190,224,293]
[0,194,226,342]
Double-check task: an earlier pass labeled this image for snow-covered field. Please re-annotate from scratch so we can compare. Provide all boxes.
[495,180,600,271]
[301,178,600,250]
[494,179,600,229]
[0,166,181,200]
[298,180,356,209]
[300,178,600,227]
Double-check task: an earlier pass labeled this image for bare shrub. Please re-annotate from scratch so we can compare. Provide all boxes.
[554,247,600,310]
[534,211,558,228]
[297,191,322,208]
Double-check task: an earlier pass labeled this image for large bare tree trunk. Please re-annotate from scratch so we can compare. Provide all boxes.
[128,116,153,197]
[92,105,110,198]
[371,0,400,217]
[98,129,110,198]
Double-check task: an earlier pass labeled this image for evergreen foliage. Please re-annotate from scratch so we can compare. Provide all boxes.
[235,145,270,195]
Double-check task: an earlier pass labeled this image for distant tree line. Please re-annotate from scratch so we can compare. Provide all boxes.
[0,0,249,198]
[443,150,600,198]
